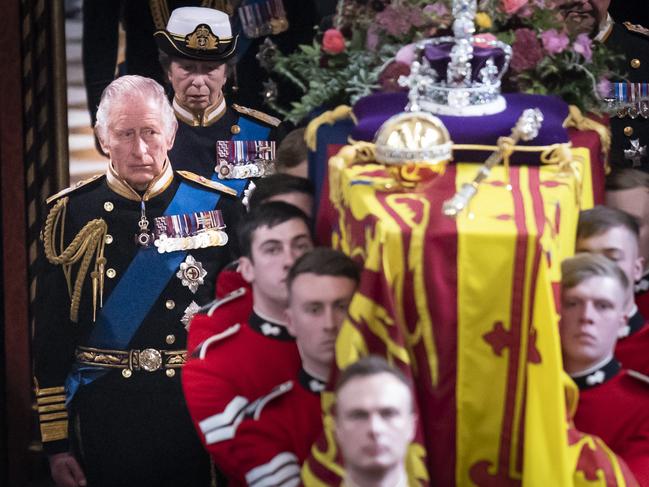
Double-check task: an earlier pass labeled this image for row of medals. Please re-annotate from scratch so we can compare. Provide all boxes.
[135,219,228,253]
[604,98,649,119]
[153,230,229,253]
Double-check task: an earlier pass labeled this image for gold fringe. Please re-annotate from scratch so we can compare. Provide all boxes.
[563,105,611,171]
[305,105,354,152]
[42,197,108,323]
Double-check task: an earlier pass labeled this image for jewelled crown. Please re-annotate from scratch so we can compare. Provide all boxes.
[399,0,512,117]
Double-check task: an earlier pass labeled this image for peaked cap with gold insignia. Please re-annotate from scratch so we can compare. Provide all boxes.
[154,7,238,62]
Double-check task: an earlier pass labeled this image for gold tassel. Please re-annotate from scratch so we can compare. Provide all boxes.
[563,105,611,173]
[305,105,354,151]
[43,197,109,323]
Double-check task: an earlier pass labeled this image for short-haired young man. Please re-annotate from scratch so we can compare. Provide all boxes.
[182,201,314,479]
[225,248,360,486]
[606,168,649,317]
[248,173,314,217]
[334,356,417,487]
[577,206,649,374]
[216,174,315,298]
[560,253,649,484]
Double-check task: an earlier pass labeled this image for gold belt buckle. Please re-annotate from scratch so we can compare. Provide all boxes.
[139,348,163,372]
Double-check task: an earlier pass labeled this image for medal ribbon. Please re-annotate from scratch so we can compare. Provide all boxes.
[65,179,225,403]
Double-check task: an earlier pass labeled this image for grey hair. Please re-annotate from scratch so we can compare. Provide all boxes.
[94,75,177,141]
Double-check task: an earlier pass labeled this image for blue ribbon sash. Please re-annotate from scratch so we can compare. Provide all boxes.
[65,179,224,402]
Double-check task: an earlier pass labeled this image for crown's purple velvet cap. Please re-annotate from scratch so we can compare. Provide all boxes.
[425,42,508,81]
[351,92,570,165]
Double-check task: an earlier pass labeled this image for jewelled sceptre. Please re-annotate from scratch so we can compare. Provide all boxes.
[442,108,544,218]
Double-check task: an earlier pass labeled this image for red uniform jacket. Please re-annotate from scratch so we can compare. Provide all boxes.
[187,286,252,352]
[215,260,251,299]
[615,309,649,376]
[573,360,649,485]
[182,293,301,481]
[228,368,324,486]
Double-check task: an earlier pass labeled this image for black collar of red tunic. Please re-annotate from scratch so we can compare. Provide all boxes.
[635,272,649,294]
[626,308,646,337]
[249,311,293,341]
[298,368,326,395]
[571,358,621,390]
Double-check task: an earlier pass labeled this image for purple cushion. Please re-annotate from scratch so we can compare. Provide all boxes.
[351,92,571,165]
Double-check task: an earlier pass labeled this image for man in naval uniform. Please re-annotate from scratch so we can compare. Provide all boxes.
[560,0,649,169]
[33,75,243,487]
[576,206,649,375]
[181,201,314,480]
[560,254,649,484]
[223,248,359,486]
[154,6,282,192]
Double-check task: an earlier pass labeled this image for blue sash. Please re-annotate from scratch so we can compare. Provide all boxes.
[65,180,224,403]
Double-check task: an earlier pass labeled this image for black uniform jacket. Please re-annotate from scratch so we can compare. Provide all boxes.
[33,161,244,476]
[169,97,283,178]
[605,21,649,170]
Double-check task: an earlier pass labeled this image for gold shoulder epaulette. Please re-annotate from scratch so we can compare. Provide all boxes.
[624,21,649,37]
[177,170,237,197]
[46,174,105,205]
[232,104,281,127]
[628,369,649,386]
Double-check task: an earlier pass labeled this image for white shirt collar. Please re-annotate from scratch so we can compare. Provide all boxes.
[594,13,614,42]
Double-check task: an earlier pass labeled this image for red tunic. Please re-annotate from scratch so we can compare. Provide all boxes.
[228,368,324,486]
[574,362,649,486]
[186,286,252,353]
[215,261,251,299]
[182,298,301,481]
[615,310,649,376]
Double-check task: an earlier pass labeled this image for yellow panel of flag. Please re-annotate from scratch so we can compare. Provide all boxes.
[303,145,636,486]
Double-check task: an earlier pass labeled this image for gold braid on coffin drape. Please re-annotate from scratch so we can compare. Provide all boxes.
[42,197,108,323]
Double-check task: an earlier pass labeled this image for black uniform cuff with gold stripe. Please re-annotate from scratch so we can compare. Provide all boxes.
[36,386,69,447]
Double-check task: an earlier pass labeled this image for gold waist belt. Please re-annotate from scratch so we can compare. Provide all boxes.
[75,346,187,373]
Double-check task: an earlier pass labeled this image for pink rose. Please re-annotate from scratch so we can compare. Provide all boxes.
[502,0,528,14]
[597,78,611,98]
[423,3,448,16]
[395,43,417,65]
[510,28,544,73]
[573,33,593,61]
[473,33,498,48]
[540,29,569,54]
[322,29,346,55]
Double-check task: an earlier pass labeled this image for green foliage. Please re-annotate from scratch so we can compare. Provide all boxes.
[266,0,623,121]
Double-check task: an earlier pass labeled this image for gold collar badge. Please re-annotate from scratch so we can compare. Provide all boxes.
[185,24,219,50]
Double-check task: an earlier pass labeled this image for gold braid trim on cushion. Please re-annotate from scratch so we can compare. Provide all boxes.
[305,105,354,151]
[42,197,108,323]
[563,105,611,172]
